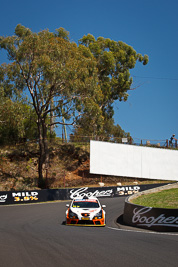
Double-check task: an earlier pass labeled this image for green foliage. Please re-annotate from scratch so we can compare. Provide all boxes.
[0,25,102,129]
[0,64,24,99]
[76,34,148,138]
[0,98,38,145]
[79,34,149,116]
[54,27,70,41]
[72,116,130,142]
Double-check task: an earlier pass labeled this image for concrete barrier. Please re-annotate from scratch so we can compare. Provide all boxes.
[0,183,169,205]
[123,183,178,232]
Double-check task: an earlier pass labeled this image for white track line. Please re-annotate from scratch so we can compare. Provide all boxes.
[106,226,178,236]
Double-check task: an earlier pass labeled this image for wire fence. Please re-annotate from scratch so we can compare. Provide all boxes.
[64,134,178,149]
[0,134,177,150]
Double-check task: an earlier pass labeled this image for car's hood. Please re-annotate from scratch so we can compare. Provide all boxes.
[71,207,100,216]
[70,207,101,213]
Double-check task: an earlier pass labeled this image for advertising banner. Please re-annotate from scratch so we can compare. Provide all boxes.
[123,200,178,232]
[0,183,169,205]
[90,140,178,181]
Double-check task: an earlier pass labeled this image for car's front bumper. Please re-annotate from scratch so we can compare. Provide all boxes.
[66,217,105,226]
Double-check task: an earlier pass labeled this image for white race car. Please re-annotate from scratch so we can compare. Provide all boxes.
[66,196,106,226]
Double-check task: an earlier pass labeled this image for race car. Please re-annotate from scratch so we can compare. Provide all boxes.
[66,196,106,226]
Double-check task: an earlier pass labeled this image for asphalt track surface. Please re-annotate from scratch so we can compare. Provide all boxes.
[0,197,178,267]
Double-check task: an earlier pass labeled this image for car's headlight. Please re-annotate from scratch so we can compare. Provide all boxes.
[68,209,78,219]
[93,209,102,219]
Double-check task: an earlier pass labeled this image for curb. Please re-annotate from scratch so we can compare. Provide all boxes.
[122,183,178,232]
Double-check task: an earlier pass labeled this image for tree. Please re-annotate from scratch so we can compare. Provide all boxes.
[0,98,38,145]
[0,65,38,144]
[0,25,102,187]
[104,120,131,142]
[78,34,149,135]
[72,116,130,143]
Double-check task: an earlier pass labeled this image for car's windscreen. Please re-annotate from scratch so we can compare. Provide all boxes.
[72,201,99,208]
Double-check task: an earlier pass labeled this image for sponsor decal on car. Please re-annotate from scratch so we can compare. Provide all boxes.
[73,199,98,203]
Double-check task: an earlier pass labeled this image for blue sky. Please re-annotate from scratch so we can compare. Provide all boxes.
[0,0,178,144]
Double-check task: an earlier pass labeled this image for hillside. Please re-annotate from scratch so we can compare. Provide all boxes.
[0,142,168,191]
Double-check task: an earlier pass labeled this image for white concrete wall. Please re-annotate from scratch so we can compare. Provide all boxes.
[90,141,178,181]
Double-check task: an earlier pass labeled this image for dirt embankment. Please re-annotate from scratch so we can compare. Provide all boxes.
[0,143,169,191]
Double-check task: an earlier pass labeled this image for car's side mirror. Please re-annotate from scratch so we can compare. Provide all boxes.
[102,205,106,208]
[66,204,69,207]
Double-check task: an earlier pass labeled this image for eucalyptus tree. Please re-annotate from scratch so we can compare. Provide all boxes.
[0,25,102,187]
[0,98,37,145]
[78,34,149,135]
[0,66,36,144]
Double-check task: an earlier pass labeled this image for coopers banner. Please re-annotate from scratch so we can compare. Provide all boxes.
[123,199,178,232]
[0,183,168,205]
[90,140,178,181]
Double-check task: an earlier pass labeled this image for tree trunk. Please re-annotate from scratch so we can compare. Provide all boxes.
[37,117,49,188]
[38,126,45,188]
[50,98,55,142]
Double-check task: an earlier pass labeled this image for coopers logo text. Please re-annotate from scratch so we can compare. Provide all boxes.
[70,187,113,199]
[0,195,7,203]
[132,207,178,228]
